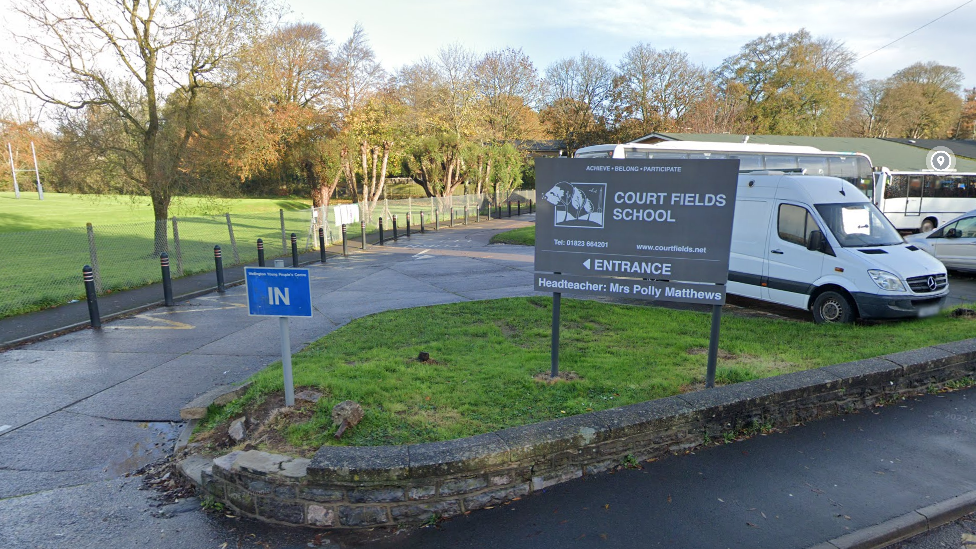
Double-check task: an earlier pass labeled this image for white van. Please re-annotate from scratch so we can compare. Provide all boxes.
[729,173,949,323]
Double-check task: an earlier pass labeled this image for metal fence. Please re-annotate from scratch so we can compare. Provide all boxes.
[0,191,535,320]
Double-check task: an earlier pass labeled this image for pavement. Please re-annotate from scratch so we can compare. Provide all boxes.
[2,213,976,549]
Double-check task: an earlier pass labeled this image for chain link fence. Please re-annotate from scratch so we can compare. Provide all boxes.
[0,191,535,320]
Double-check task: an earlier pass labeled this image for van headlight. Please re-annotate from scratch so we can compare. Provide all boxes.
[868,269,906,292]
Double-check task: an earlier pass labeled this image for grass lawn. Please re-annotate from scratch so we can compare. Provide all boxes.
[489,225,535,245]
[0,192,317,318]
[0,192,311,233]
[199,296,976,454]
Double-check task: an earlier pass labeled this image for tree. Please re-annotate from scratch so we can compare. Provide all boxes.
[879,62,964,139]
[402,133,468,198]
[540,53,615,152]
[841,79,892,137]
[331,23,386,123]
[956,88,976,140]
[394,46,485,199]
[716,29,858,136]
[3,0,266,253]
[614,44,710,138]
[475,48,541,140]
[242,22,334,109]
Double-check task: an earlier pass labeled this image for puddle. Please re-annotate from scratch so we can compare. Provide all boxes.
[106,421,183,476]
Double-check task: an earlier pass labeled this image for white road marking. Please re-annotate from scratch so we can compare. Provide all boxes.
[0,425,12,434]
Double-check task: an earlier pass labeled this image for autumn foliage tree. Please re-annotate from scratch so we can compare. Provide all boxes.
[3,0,266,253]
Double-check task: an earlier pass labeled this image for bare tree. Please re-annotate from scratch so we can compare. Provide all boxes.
[475,47,540,140]
[540,52,615,151]
[616,44,709,135]
[2,0,266,253]
[844,79,891,137]
[331,23,386,123]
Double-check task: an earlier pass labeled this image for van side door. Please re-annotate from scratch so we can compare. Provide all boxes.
[764,203,827,308]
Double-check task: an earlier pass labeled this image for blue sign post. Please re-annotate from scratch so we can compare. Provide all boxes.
[245,264,313,406]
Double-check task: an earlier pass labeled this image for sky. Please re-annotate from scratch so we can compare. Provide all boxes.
[289,0,976,90]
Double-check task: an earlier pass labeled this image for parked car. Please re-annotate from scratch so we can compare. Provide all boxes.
[905,209,976,272]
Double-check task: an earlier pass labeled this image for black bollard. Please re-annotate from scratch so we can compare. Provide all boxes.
[161,252,174,306]
[518,201,521,216]
[291,233,299,267]
[508,201,512,217]
[393,215,398,241]
[319,227,326,263]
[406,213,411,237]
[379,217,385,245]
[421,211,425,233]
[497,203,501,219]
[214,245,225,293]
[257,238,265,267]
[476,206,480,223]
[450,209,454,228]
[529,199,533,214]
[342,224,348,256]
[435,210,439,231]
[361,221,367,250]
[83,265,101,329]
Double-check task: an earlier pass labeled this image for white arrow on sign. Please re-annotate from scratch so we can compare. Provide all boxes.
[583,259,591,269]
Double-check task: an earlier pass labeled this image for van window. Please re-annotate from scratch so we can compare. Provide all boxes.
[777,204,818,246]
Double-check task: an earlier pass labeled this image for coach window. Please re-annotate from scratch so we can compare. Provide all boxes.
[764,155,798,171]
[797,156,827,176]
[778,204,818,247]
[886,175,908,198]
[729,154,763,171]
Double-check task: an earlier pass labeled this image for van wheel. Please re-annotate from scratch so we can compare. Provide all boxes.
[812,291,854,324]
[921,219,936,232]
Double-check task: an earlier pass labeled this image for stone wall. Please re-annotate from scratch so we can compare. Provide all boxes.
[186,340,976,528]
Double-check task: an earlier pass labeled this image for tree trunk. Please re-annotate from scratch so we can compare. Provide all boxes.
[150,190,170,256]
[341,147,358,203]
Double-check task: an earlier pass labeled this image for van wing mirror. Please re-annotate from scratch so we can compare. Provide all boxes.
[807,230,825,252]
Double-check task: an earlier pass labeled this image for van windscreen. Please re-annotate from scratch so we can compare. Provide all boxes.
[814,202,903,247]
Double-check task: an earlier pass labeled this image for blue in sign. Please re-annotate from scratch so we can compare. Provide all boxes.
[245,267,313,317]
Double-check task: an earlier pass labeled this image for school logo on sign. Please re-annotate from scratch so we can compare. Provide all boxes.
[542,182,606,229]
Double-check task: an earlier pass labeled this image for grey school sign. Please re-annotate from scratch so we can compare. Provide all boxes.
[534,158,738,305]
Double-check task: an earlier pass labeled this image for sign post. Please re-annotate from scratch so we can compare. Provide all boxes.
[534,158,739,385]
[245,261,313,406]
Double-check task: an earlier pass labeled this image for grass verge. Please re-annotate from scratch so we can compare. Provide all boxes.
[197,297,976,454]
[489,226,535,245]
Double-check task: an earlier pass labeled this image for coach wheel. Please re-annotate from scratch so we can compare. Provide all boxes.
[812,291,854,324]
[920,218,936,233]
